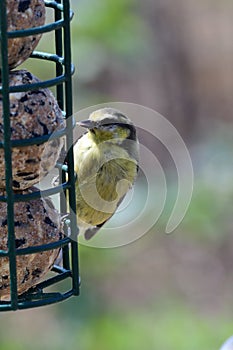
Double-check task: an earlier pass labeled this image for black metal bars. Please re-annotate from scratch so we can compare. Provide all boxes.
[0,0,80,311]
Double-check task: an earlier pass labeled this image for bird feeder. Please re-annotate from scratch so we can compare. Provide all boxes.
[0,0,80,311]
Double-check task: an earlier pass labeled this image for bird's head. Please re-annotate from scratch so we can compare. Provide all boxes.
[77,108,137,144]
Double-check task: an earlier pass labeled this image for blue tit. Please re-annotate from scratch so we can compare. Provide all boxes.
[74,108,139,239]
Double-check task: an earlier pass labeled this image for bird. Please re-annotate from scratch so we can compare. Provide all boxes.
[73,107,140,240]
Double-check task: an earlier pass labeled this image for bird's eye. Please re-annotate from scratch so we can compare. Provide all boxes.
[91,128,96,135]
[107,125,116,132]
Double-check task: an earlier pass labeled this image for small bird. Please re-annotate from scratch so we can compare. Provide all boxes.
[74,108,139,240]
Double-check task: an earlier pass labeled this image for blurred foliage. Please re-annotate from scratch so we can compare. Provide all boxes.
[70,0,149,109]
[0,301,232,350]
[73,0,147,58]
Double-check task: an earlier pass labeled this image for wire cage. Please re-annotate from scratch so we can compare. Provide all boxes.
[0,0,80,311]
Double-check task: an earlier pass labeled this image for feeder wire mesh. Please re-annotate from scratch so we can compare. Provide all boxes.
[0,0,80,311]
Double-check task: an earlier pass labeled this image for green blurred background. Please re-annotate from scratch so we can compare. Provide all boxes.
[2,0,233,349]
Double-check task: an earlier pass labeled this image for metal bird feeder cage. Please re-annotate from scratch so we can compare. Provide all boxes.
[0,0,80,311]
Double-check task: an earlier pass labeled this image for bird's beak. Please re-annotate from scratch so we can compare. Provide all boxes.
[77,120,96,129]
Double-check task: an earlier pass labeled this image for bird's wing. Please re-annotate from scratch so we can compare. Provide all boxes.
[84,193,126,240]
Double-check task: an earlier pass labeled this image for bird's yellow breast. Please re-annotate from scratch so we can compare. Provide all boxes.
[73,133,138,226]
